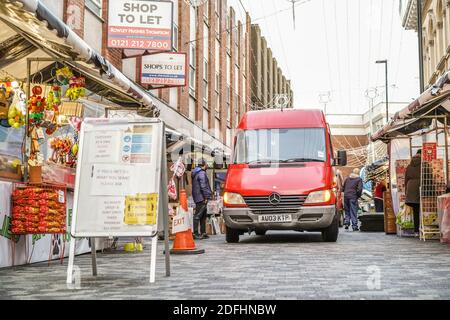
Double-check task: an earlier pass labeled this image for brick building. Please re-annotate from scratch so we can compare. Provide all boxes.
[250,24,293,109]
[36,0,291,150]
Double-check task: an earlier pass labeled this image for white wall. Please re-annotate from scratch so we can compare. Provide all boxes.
[83,9,103,53]
[122,58,137,82]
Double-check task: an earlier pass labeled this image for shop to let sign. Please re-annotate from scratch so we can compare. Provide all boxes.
[107,0,173,51]
[141,52,187,86]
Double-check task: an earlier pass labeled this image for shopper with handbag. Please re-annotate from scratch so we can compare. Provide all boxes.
[192,159,213,240]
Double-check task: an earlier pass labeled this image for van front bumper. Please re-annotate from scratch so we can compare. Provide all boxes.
[223,205,336,231]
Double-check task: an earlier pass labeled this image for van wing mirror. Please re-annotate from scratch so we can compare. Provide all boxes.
[336,150,348,167]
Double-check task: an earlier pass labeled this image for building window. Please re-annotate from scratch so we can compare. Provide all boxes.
[203,108,209,130]
[215,0,220,14]
[226,85,231,123]
[215,91,220,116]
[204,1,209,23]
[85,0,102,17]
[215,13,220,37]
[189,43,196,97]
[203,79,209,104]
[203,59,208,80]
[172,24,179,51]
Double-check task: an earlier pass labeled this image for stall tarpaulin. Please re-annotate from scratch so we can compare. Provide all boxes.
[371,70,450,143]
[0,181,91,268]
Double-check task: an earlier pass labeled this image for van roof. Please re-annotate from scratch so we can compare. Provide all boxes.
[238,109,326,130]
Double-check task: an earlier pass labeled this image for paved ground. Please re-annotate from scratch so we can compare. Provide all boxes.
[1,229,450,300]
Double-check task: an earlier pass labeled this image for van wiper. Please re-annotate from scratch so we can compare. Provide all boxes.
[247,159,276,164]
[280,158,324,163]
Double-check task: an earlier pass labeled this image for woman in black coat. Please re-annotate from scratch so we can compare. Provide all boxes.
[405,149,433,233]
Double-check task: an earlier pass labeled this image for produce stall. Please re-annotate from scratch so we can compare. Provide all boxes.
[0,0,160,267]
[371,68,450,242]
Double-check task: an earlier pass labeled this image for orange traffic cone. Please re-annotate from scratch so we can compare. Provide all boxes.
[170,189,205,255]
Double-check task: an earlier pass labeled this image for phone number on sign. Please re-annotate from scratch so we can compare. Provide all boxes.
[108,39,170,50]
[143,79,185,86]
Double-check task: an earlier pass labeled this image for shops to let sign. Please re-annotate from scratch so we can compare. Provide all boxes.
[141,52,187,87]
[107,0,173,51]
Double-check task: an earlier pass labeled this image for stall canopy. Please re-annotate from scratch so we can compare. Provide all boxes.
[371,70,450,142]
[0,0,157,114]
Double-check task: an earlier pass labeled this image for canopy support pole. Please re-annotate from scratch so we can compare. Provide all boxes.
[445,115,449,185]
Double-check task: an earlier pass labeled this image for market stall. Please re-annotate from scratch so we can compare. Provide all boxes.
[371,69,450,242]
[0,0,162,267]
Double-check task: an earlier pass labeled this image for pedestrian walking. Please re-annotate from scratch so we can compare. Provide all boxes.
[191,159,213,240]
[342,168,363,231]
[373,179,387,213]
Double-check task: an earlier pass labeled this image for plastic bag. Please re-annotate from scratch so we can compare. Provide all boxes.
[168,178,177,201]
[396,204,414,229]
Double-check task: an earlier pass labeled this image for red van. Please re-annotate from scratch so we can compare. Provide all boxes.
[222,109,347,243]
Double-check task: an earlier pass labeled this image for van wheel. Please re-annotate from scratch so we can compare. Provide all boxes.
[226,227,240,243]
[322,214,339,242]
[339,211,344,228]
[255,230,267,236]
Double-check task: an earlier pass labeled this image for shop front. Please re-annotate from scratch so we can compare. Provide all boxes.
[371,70,450,243]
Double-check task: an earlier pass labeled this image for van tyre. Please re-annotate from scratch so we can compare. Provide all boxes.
[255,230,267,236]
[339,211,344,228]
[322,214,339,242]
[226,226,240,243]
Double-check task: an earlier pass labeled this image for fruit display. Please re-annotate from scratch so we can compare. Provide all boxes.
[10,186,66,234]
[65,76,85,101]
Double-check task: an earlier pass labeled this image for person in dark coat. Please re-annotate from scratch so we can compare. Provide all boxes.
[191,159,213,239]
[405,150,423,233]
[342,168,363,231]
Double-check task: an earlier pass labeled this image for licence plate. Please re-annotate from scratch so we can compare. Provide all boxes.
[258,214,292,223]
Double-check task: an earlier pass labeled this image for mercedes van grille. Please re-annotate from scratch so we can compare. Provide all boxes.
[243,195,307,214]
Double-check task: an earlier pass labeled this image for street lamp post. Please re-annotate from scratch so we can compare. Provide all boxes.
[376,60,389,122]
[319,91,331,116]
[365,88,379,164]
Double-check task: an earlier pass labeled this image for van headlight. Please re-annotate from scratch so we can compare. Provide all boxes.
[305,190,332,204]
[223,192,246,205]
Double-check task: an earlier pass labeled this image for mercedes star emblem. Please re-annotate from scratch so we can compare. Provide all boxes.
[268,193,281,205]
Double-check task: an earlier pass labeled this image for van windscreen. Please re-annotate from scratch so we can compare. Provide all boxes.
[234,128,326,164]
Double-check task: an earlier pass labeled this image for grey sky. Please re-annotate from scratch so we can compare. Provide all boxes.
[229,0,420,114]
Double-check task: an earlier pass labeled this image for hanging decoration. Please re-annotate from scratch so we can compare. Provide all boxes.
[28,85,46,126]
[55,67,73,85]
[65,76,85,101]
[49,136,77,168]
[46,83,62,112]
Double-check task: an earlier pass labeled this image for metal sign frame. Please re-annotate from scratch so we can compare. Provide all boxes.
[66,118,170,284]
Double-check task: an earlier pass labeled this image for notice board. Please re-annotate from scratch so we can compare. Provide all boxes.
[71,118,164,237]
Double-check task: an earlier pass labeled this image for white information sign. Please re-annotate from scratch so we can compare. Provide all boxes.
[67,118,170,284]
[107,0,173,51]
[141,52,187,86]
